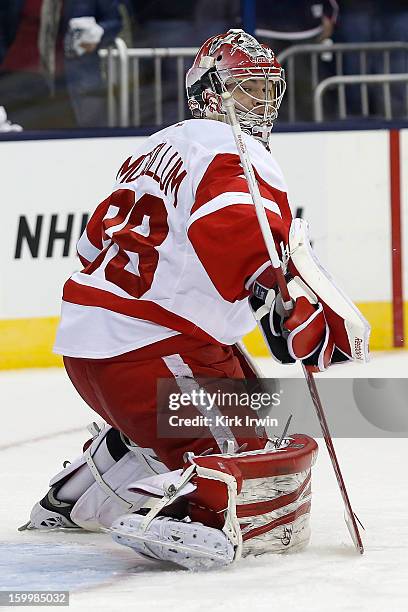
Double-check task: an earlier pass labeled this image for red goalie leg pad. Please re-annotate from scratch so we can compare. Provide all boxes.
[184,435,318,555]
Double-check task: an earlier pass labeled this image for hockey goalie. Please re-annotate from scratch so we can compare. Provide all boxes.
[22,30,369,570]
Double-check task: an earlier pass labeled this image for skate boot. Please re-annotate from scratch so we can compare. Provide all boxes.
[19,483,80,531]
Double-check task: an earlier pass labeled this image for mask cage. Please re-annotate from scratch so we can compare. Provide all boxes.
[217,68,286,126]
[187,63,286,146]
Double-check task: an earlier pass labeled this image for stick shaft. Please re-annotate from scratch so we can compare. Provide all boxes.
[222,94,292,308]
[302,365,364,554]
[222,91,364,554]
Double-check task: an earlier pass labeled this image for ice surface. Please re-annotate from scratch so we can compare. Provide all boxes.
[0,353,407,611]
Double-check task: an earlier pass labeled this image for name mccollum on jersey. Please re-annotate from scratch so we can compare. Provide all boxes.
[117,141,187,208]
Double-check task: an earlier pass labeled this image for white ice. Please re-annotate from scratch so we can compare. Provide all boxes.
[0,352,407,611]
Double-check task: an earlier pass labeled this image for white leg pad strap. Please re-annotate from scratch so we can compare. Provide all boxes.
[71,451,167,531]
[47,423,168,531]
[49,424,112,489]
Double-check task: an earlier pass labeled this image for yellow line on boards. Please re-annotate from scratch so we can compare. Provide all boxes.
[0,302,405,369]
[0,317,62,370]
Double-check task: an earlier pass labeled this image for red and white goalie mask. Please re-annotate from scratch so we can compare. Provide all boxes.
[186,29,286,147]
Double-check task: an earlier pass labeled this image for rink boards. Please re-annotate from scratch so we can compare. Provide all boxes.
[0,127,407,368]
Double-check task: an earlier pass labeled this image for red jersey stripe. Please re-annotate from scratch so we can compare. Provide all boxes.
[62,279,220,344]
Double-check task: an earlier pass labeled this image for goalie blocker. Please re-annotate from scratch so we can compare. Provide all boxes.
[249,219,370,371]
[111,434,318,570]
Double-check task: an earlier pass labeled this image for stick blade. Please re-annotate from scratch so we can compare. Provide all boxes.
[344,509,364,554]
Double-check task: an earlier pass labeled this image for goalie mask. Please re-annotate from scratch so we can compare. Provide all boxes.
[186,29,286,147]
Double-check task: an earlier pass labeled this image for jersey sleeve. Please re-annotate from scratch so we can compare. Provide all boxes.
[187,152,292,302]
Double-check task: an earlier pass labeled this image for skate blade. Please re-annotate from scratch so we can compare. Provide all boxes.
[18,521,32,531]
[112,528,228,560]
[18,521,83,533]
[110,519,234,570]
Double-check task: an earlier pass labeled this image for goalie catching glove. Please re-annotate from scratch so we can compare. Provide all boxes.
[249,219,370,371]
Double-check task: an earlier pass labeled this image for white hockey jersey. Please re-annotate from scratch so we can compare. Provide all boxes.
[54,119,292,358]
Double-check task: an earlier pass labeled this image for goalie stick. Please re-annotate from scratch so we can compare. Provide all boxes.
[222,91,364,554]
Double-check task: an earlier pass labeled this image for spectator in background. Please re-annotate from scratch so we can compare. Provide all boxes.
[335,0,408,118]
[130,1,195,125]
[130,0,240,125]
[0,0,71,129]
[256,0,338,53]
[0,0,122,129]
[131,1,196,50]
[130,0,240,54]
[62,1,122,127]
[255,1,339,121]
[192,0,240,42]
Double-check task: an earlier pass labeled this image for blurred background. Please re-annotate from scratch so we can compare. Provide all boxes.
[0,0,407,368]
[0,0,407,129]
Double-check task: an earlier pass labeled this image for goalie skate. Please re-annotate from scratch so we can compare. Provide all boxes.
[111,514,234,571]
[19,485,79,531]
